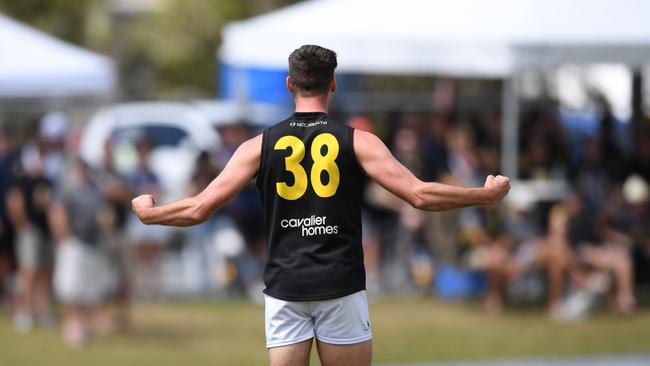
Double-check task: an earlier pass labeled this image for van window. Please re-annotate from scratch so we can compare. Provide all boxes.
[112,125,188,148]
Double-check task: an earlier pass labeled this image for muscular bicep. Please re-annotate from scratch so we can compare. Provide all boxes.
[353,129,421,206]
[196,134,262,214]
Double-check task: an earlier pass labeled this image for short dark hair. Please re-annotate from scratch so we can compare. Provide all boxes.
[288,45,337,96]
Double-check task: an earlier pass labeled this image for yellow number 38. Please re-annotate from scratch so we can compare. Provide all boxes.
[274,133,340,200]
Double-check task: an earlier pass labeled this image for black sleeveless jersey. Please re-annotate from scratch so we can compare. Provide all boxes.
[256,112,366,301]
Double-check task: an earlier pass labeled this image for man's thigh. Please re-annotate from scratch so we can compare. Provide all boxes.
[581,245,619,270]
[268,338,313,366]
[312,290,372,345]
[316,339,372,366]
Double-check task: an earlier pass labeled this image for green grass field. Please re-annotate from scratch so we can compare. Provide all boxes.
[0,298,649,366]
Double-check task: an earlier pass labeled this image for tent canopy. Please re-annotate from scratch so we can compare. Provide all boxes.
[0,13,116,98]
[220,0,650,77]
[220,0,650,184]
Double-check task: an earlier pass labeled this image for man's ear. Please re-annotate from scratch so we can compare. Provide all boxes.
[330,76,336,93]
[286,76,294,94]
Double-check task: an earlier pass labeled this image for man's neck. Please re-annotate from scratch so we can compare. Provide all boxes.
[294,96,329,113]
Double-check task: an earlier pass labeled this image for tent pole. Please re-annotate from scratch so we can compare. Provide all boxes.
[501,75,519,179]
[631,68,643,150]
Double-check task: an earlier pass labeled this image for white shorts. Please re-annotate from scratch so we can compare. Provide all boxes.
[17,226,53,269]
[264,290,372,348]
[54,238,116,306]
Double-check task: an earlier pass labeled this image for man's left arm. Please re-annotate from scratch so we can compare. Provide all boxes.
[131,134,262,227]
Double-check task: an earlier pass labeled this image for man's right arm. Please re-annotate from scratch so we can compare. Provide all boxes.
[132,134,262,226]
[353,129,510,211]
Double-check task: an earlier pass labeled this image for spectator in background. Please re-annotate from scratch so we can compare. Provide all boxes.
[348,115,382,292]
[472,204,514,316]
[421,113,460,265]
[184,151,223,293]
[422,113,451,182]
[519,104,569,180]
[128,137,160,200]
[448,126,484,253]
[566,193,635,315]
[6,144,55,333]
[616,175,650,287]
[447,126,482,188]
[50,160,113,347]
[0,126,17,307]
[126,137,164,299]
[97,141,134,330]
[520,138,554,180]
[601,174,648,303]
[472,198,575,318]
[213,122,265,299]
[627,132,650,182]
[214,121,251,168]
[379,124,428,291]
[393,125,432,291]
[595,96,626,183]
[38,111,68,183]
[573,137,614,212]
[533,204,574,317]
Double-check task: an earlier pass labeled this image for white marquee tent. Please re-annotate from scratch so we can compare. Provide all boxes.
[220,0,650,181]
[0,13,116,98]
[221,0,650,76]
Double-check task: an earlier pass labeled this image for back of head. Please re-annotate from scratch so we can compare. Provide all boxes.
[288,45,337,97]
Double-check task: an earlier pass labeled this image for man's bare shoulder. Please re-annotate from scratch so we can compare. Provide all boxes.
[220,134,263,171]
[237,134,263,157]
[353,128,380,147]
[353,128,380,143]
[353,128,386,158]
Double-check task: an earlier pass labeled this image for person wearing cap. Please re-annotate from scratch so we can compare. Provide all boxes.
[38,111,68,183]
[598,174,650,310]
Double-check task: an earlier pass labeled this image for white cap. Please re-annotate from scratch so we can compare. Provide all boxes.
[622,174,649,204]
[39,111,68,140]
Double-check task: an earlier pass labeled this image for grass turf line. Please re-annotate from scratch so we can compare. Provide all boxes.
[0,298,648,366]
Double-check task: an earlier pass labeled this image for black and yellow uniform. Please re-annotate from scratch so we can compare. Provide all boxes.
[257,112,365,301]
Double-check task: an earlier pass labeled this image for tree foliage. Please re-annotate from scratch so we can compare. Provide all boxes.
[0,0,96,45]
[0,0,301,98]
[122,0,251,97]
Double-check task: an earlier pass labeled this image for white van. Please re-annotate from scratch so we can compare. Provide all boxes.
[80,101,220,202]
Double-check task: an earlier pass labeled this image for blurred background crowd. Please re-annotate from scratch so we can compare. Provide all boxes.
[1,0,650,352]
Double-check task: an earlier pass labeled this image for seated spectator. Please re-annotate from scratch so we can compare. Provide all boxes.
[474,203,571,317]
[617,175,650,287]
[565,193,636,315]
[601,175,649,304]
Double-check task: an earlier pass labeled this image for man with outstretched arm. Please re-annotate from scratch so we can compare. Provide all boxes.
[132,45,510,366]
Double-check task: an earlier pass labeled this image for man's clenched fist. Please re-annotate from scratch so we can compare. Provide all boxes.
[483,175,510,204]
[132,194,155,223]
